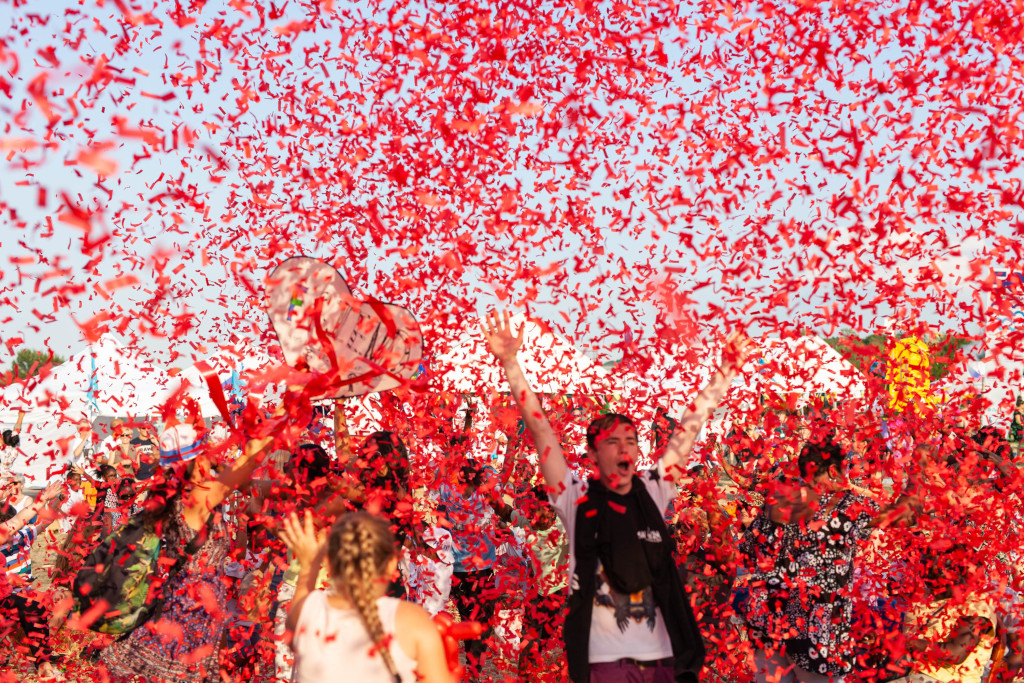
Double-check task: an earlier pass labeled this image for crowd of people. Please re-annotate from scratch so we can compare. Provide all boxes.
[0,313,1022,683]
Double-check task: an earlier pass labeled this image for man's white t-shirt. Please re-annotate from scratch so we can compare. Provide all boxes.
[99,434,118,459]
[67,437,97,470]
[550,461,676,663]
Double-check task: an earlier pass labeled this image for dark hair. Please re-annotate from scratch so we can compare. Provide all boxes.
[361,431,410,491]
[530,484,548,504]
[0,502,15,524]
[458,459,486,489]
[286,443,334,503]
[289,444,332,485]
[586,413,636,450]
[651,408,677,453]
[518,484,553,523]
[797,432,845,480]
[920,544,968,597]
[138,462,195,527]
[972,426,1012,463]
[98,464,117,479]
[2,430,19,448]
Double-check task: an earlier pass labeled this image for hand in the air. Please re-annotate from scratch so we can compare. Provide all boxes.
[719,332,754,379]
[481,311,524,364]
[40,480,63,504]
[280,510,324,568]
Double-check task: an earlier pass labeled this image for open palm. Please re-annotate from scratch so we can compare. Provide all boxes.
[481,311,524,363]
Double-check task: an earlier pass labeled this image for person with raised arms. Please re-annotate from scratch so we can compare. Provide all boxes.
[482,310,753,683]
[0,409,25,477]
[1,479,64,680]
[98,394,302,682]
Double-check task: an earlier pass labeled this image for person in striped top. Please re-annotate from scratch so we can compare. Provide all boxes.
[0,479,63,679]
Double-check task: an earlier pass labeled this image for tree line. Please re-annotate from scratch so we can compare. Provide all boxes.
[0,348,66,386]
[822,331,974,381]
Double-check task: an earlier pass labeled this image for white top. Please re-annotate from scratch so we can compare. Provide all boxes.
[59,488,86,533]
[403,526,455,616]
[0,446,18,476]
[10,493,31,513]
[550,461,677,663]
[66,437,96,469]
[99,434,118,460]
[293,591,418,683]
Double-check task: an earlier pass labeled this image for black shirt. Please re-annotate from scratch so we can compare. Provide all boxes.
[130,436,159,480]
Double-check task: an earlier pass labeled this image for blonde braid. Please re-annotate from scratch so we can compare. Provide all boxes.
[332,513,402,682]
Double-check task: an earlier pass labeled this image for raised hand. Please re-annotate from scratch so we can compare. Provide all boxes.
[280,510,324,568]
[481,310,525,365]
[719,332,754,379]
[40,480,63,503]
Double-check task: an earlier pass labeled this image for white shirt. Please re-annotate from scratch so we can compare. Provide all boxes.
[10,493,31,513]
[67,436,97,469]
[99,434,119,459]
[550,461,677,663]
[0,446,18,476]
[403,526,455,616]
[60,488,86,533]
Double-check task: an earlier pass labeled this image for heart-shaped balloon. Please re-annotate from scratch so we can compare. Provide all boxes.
[266,257,424,397]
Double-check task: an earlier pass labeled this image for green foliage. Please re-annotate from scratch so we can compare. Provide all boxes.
[823,330,886,374]
[823,331,972,381]
[6,348,65,383]
[927,333,974,381]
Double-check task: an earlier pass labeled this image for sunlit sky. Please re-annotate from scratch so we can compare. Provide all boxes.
[0,0,1021,372]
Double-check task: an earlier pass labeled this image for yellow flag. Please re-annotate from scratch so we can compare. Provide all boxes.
[887,336,935,413]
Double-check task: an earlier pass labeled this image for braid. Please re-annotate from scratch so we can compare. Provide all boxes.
[330,512,402,682]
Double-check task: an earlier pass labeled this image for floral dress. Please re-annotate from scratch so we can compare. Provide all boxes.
[738,491,878,678]
[101,499,232,682]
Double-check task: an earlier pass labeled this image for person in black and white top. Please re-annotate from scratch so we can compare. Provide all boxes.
[1,410,25,478]
[482,310,752,683]
[737,431,919,683]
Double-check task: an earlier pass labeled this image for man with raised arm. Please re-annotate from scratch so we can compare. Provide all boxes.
[483,311,752,683]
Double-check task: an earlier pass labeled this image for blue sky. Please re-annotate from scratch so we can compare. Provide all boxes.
[0,0,1021,373]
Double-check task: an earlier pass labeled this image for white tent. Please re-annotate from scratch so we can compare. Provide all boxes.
[162,343,281,418]
[0,334,174,483]
[2,333,171,420]
[430,314,613,395]
[952,354,1024,429]
[732,335,865,405]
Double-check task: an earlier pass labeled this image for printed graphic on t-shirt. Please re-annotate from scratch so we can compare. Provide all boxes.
[594,560,657,632]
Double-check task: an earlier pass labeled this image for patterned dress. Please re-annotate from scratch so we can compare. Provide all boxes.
[101,498,232,682]
[738,491,878,678]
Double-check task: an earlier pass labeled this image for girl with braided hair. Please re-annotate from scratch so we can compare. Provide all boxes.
[281,510,452,683]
